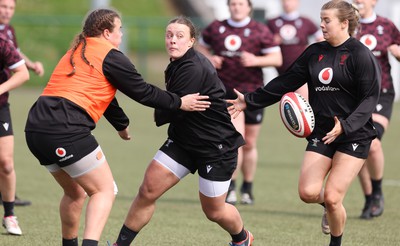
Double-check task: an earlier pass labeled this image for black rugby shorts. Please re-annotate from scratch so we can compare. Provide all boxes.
[306,137,372,159]
[0,104,13,137]
[159,139,238,182]
[25,131,99,167]
[244,108,264,124]
[374,89,395,120]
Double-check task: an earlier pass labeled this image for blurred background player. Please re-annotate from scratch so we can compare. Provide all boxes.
[197,0,282,205]
[353,0,400,219]
[0,25,30,235]
[267,0,323,99]
[0,0,44,76]
[0,0,45,207]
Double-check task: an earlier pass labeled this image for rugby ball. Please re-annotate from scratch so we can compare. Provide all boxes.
[279,92,315,138]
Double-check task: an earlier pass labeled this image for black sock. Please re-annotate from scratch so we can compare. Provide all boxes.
[229,180,236,191]
[371,178,382,196]
[241,181,253,193]
[231,228,247,243]
[2,201,14,217]
[329,234,342,246]
[115,224,138,246]
[365,194,373,204]
[62,238,78,246]
[82,239,98,246]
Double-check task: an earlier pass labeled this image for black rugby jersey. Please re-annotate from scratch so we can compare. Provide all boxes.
[245,37,380,143]
[155,48,245,157]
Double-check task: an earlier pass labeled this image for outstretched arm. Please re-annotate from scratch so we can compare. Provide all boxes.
[226,88,247,119]
[104,50,210,112]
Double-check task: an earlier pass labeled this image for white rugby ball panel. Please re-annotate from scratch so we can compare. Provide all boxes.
[279,92,315,138]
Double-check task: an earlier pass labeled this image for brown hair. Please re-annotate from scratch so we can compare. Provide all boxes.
[321,0,360,36]
[227,0,253,9]
[67,9,120,76]
[168,16,198,40]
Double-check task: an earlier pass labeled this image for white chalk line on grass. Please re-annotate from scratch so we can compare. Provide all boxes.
[383,179,400,187]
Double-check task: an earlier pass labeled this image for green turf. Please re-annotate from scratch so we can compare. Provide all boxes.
[3,87,400,245]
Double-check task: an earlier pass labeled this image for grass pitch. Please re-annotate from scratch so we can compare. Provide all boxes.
[3,87,400,245]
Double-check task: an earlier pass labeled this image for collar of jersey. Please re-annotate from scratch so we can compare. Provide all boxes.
[281,11,300,21]
[360,12,377,24]
[227,17,251,28]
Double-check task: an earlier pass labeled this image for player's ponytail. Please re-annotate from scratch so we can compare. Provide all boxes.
[67,9,120,76]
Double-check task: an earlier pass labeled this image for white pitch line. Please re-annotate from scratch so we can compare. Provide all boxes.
[383,180,400,187]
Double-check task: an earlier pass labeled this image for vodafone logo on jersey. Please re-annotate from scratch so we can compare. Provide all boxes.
[224,35,242,51]
[316,68,339,92]
[55,147,67,157]
[360,34,377,51]
[280,24,297,41]
[318,68,333,85]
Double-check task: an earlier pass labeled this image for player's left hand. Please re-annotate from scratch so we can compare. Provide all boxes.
[226,88,246,119]
[323,116,343,144]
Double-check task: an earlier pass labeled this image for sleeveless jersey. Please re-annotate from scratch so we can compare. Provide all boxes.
[42,38,116,123]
